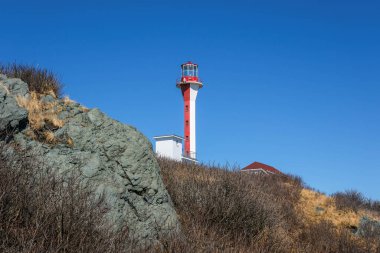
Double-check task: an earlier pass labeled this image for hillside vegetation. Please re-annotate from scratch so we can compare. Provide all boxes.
[158,158,380,252]
[1,153,379,252]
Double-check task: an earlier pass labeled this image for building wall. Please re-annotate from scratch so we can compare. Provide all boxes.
[155,137,183,161]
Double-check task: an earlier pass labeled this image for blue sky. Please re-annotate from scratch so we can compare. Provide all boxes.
[1,0,379,199]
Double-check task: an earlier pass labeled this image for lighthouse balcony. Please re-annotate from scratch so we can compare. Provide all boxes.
[176,78,203,88]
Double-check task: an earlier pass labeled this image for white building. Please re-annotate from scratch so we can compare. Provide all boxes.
[153,135,198,163]
[153,135,184,162]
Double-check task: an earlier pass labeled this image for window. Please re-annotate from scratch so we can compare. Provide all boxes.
[188,65,194,76]
[183,64,196,77]
[185,105,189,112]
[183,65,189,76]
[186,120,189,126]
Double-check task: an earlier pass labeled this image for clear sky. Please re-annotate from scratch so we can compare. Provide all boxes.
[1,0,379,200]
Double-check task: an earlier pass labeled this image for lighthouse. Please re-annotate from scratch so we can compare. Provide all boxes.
[154,61,203,163]
[177,61,203,161]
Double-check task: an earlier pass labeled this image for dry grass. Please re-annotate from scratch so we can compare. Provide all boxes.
[158,158,302,252]
[298,189,359,227]
[0,63,62,97]
[15,91,67,144]
[298,189,380,232]
[67,136,74,147]
[62,95,75,105]
[80,106,90,112]
[62,95,90,112]
[16,91,64,131]
[296,220,370,253]
[43,130,57,144]
[158,158,380,252]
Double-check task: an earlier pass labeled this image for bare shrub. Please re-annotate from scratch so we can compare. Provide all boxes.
[158,158,380,252]
[368,201,380,213]
[333,190,371,213]
[0,146,129,253]
[297,221,369,253]
[0,63,62,97]
[158,158,303,252]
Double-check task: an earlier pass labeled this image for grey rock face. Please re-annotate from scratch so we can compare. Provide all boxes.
[0,76,28,138]
[0,75,179,242]
[40,94,55,103]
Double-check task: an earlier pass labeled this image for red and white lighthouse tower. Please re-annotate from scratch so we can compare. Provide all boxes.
[177,61,203,161]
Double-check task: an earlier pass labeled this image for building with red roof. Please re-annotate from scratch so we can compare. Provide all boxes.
[241,162,282,175]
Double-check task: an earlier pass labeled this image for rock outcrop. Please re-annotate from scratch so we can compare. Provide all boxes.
[0,74,179,242]
[357,216,380,239]
[0,74,28,139]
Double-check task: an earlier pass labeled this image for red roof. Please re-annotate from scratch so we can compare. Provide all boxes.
[241,162,282,175]
[181,61,198,66]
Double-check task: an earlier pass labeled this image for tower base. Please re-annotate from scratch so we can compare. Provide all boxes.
[181,156,198,164]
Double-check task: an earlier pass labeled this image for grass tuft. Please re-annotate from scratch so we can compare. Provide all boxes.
[0,63,63,97]
[15,91,67,144]
[16,91,64,130]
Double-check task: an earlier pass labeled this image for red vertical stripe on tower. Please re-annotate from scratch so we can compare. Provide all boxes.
[181,84,191,156]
